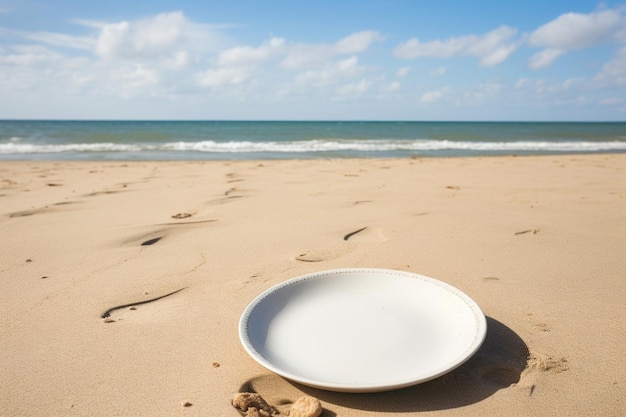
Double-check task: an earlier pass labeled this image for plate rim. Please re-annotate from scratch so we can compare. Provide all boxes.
[239,268,487,392]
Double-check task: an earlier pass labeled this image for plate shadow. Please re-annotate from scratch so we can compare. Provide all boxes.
[239,317,528,413]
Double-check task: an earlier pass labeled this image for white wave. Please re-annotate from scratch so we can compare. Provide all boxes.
[0,142,143,153]
[164,139,626,152]
[1,139,626,154]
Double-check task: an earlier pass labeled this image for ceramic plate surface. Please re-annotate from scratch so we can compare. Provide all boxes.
[239,268,486,392]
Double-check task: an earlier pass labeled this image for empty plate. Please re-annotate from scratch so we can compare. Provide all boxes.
[239,268,486,392]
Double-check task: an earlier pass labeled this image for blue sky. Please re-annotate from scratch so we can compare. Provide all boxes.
[1,0,625,120]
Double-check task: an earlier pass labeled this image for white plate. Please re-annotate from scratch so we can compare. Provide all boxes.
[239,268,486,392]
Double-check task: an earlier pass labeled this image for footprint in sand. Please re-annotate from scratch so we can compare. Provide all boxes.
[343,226,388,243]
[296,249,342,263]
[226,172,245,183]
[482,276,500,282]
[83,190,126,197]
[207,194,247,205]
[7,200,84,217]
[122,218,217,247]
[295,227,387,262]
[7,205,60,217]
[122,228,168,247]
[100,288,186,320]
[171,212,193,219]
[343,227,367,241]
[8,209,44,217]
[141,237,163,246]
[514,228,540,236]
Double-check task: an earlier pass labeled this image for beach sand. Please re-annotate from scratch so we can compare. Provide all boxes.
[1,154,624,416]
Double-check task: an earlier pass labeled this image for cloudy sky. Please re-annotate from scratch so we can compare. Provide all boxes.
[1,0,625,120]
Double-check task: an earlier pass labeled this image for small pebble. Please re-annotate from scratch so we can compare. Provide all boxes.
[129,307,137,311]
[182,401,192,407]
[289,396,322,417]
[103,318,115,323]
[211,362,220,368]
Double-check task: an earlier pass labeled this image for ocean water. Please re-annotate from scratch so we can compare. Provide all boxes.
[1,120,625,160]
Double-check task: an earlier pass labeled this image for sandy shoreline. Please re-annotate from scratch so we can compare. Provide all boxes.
[1,155,625,416]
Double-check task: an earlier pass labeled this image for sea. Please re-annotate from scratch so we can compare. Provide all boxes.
[1,120,625,160]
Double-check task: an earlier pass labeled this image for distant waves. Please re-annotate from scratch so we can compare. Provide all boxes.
[2,120,626,160]
[2,138,626,158]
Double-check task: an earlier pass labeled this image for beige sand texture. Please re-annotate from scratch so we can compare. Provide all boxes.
[1,155,625,416]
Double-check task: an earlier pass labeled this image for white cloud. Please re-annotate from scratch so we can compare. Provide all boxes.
[429,66,446,76]
[480,42,517,67]
[528,9,626,68]
[282,30,382,69]
[0,45,63,66]
[468,81,503,101]
[5,8,624,119]
[72,72,96,87]
[420,87,450,103]
[396,66,410,77]
[599,97,624,105]
[333,30,383,54]
[207,32,378,92]
[94,21,129,58]
[199,37,286,89]
[280,44,331,69]
[514,78,529,89]
[595,45,626,86]
[294,56,361,86]
[0,11,237,100]
[0,46,94,97]
[90,11,222,62]
[164,50,190,70]
[336,78,371,98]
[1,12,384,104]
[393,25,518,67]
[510,78,555,96]
[74,11,233,94]
[512,77,581,99]
[510,75,606,108]
[528,48,565,69]
[0,29,94,50]
[561,77,584,90]
[386,81,401,92]
[196,67,251,87]
[217,37,285,66]
[110,64,159,97]
[529,9,623,50]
